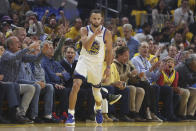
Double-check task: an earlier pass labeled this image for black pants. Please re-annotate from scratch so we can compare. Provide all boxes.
[53,87,71,114]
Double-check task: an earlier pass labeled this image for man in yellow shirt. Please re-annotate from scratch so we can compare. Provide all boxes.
[101,61,134,122]
[65,18,82,43]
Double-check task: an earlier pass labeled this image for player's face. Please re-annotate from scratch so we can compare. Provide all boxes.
[90,13,102,28]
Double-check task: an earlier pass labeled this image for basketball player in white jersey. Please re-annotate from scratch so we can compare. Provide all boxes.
[66,9,113,125]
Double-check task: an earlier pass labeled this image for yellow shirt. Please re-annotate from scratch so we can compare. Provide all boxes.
[102,62,120,86]
[162,70,176,86]
[144,0,159,8]
[186,32,193,42]
[134,53,158,64]
[65,26,80,40]
[44,25,59,35]
[11,2,29,12]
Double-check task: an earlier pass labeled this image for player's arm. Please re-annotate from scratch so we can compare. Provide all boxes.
[103,30,113,79]
[105,30,113,68]
[80,26,101,51]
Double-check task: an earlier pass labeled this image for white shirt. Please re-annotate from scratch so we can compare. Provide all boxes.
[80,25,107,63]
[174,7,194,25]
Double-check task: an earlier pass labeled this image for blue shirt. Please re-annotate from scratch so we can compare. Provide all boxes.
[131,55,160,83]
[30,62,46,82]
[17,62,36,84]
[41,56,70,84]
[0,49,43,82]
[126,37,139,59]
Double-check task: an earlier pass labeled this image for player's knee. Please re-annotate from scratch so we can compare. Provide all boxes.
[72,79,82,93]
[92,88,102,102]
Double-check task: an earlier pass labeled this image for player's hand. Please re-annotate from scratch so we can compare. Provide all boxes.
[103,67,110,81]
[94,26,102,36]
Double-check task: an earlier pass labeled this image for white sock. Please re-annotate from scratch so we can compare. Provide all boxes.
[95,105,102,110]
[68,109,75,116]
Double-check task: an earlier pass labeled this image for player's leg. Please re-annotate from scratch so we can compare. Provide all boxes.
[92,86,103,124]
[66,79,83,125]
[66,57,87,125]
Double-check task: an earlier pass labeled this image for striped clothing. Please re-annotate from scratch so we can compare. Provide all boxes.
[0,49,43,82]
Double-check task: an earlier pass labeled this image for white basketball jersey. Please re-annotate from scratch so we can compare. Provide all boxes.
[80,25,107,63]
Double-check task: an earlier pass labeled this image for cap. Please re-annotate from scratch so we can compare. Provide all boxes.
[25,10,37,17]
[1,16,12,23]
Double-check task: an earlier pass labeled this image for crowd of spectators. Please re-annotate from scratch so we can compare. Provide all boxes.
[0,0,196,124]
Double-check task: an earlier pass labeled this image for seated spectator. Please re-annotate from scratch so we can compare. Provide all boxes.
[134,36,161,65]
[113,46,146,122]
[0,36,48,123]
[17,44,55,123]
[41,43,71,117]
[175,54,196,120]
[123,24,139,59]
[156,57,182,121]
[131,42,164,121]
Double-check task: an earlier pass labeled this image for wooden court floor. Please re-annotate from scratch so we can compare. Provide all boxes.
[0,122,196,131]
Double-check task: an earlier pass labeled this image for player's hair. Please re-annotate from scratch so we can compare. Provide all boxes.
[90,9,102,17]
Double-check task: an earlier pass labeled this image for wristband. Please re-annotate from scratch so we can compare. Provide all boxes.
[107,65,111,69]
